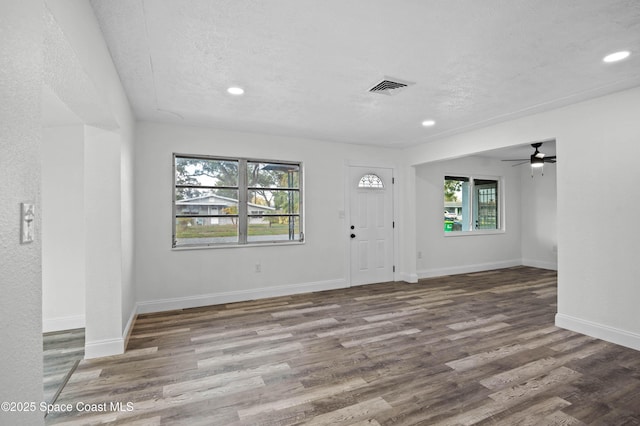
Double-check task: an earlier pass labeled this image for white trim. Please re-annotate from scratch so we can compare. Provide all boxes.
[43,315,85,333]
[521,258,557,271]
[555,313,640,352]
[443,229,506,237]
[417,259,521,279]
[343,161,352,286]
[172,241,304,251]
[122,304,138,350]
[84,337,124,359]
[83,306,138,360]
[136,279,348,315]
[443,173,505,234]
[399,272,418,283]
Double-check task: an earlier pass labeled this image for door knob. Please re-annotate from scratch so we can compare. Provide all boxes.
[350,234,356,239]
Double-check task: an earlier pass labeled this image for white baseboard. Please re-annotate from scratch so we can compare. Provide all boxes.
[417,259,522,279]
[122,304,138,350]
[399,272,418,283]
[84,337,125,359]
[555,313,640,352]
[136,279,348,315]
[521,258,558,271]
[43,315,85,333]
[84,306,138,360]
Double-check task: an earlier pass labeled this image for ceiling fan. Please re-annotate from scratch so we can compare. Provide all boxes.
[502,142,557,168]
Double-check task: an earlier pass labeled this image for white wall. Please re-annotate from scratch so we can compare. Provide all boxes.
[520,164,557,270]
[84,126,125,358]
[135,122,402,311]
[415,155,522,277]
[42,125,86,332]
[554,88,640,350]
[45,0,137,357]
[120,122,136,336]
[0,0,44,424]
[404,86,640,351]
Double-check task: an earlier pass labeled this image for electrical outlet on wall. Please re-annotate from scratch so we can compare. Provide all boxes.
[255,263,261,273]
[417,251,422,259]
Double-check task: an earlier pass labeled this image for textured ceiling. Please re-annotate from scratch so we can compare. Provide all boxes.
[90,0,640,148]
[476,139,556,161]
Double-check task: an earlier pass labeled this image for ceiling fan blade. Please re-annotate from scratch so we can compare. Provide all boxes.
[544,156,557,163]
[502,159,528,162]
[510,161,529,167]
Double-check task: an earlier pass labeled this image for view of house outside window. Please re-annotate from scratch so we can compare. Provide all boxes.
[174,154,302,247]
[444,176,499,233]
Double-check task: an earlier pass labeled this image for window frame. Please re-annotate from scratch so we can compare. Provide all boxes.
[443,174,504,236]
[172,153,304,249]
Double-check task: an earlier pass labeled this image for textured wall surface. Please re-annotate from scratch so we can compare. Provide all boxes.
[0,1,44,425]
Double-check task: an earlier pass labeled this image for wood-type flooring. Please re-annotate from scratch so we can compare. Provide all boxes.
[46,267,640,425]
[43,328,85,405]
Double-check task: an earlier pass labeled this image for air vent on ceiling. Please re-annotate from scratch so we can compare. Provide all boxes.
[369,77,415,96]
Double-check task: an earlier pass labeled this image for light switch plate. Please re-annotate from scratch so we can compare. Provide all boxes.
[21,202,35,244]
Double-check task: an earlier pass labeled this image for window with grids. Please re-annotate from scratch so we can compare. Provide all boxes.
[444,176,500,233]
[173,154,303,247]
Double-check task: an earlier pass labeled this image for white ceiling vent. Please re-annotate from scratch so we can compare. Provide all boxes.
[369,77,415,96]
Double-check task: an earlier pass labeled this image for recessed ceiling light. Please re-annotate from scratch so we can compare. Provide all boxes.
[603,51,630,63]
[227,87,244,95]
[422,120,436,127]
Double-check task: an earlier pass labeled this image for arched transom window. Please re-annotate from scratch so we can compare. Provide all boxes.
[358,173,384,189]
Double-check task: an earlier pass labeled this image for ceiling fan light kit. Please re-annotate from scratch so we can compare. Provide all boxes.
[502,141,557,177]
[530,142,545,169]
[530,155,545,168]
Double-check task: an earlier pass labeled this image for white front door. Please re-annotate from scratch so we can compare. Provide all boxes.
[349,166,394,286]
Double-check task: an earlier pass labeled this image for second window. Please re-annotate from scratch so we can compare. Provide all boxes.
[444,175,500,233]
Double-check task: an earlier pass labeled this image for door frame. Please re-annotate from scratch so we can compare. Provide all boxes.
[344,160,398,286]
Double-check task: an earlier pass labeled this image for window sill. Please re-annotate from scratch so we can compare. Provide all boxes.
[443,229,505,237]
[172,241,305,251]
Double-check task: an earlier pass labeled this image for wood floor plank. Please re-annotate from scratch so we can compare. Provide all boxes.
[303,397,392,425]
[491,396,573,426]
[256,318,340,335]
[270,304,341,318]
[236,377,369,419]
[542,410,586,425]
[45,267,640,425]
[315,321,395,338]
[137,375,265,413]
[192,332,294,353]
[447,322,511,341]
[447,314,510,330]
[480,356,562,390]
[341,329,421,348]
[163,363,291,397]
[363,308,426,322]
[488,366,582,404]
[197,342,303,369]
